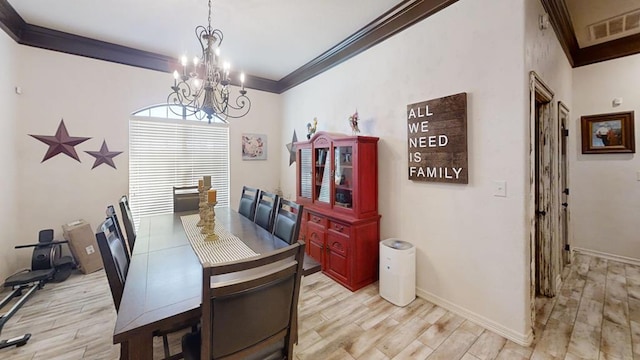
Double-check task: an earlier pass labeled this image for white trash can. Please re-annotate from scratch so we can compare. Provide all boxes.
[379,239,416,306]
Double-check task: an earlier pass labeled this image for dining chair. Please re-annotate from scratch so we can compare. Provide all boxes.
[254,190,279,232]
[119,195,136,254]
[95,220,129,311]
[105,205,130,262]
[238,186,259,220]
[173,185,200,212]
[181,241,306,360]
[272,198,304,245]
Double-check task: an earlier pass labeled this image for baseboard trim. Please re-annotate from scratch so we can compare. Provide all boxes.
[416,288,533,346]
[572,247,640,266]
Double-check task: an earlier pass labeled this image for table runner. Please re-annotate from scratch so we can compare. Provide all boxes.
[180,214,258,264]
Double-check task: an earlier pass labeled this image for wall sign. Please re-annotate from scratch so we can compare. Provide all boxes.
[407,92,468,184]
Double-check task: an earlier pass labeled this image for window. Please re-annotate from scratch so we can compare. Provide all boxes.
[129,105,229,227]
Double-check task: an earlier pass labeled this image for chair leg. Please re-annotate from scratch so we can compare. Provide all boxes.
[162,334,171,359]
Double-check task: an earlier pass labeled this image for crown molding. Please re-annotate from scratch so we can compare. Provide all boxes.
[0,0,24,41]
[542,0,640,68]
[277,0,459,93]
[0,0,457,94]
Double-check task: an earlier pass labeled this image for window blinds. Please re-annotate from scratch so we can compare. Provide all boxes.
[129,117,229,227]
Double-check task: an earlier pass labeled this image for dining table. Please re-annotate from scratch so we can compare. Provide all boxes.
[113,207,320,360]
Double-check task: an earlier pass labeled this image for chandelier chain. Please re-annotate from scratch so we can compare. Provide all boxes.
[207,0,212,30]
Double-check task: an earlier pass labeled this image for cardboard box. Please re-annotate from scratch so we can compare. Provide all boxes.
[62,219,103,274]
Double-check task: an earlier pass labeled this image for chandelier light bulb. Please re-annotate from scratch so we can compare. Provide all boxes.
[193,57,199,67]
[173,70,179,80]
[193,78,202,88]
[240,73,245,83]
[215,48,220,57]
[180,56,188,66]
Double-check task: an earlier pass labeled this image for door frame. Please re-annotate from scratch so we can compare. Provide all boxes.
[557,101,571,267]
[529,71,561,326]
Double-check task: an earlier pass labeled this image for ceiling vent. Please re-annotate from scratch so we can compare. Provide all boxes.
[588,9,640,44]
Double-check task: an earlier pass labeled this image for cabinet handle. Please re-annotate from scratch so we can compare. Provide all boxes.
[335,224,343,232]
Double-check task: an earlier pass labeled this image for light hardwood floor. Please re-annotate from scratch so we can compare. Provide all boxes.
[0,252,638,359]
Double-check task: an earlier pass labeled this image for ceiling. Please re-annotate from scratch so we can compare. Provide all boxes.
[1,1,639,93]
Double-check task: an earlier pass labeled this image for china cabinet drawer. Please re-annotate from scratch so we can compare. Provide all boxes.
[328,220,350,235]
[308,213,327,226]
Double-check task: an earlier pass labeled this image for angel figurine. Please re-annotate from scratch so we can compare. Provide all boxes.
[306,117,318,139]
[349,110,360,135]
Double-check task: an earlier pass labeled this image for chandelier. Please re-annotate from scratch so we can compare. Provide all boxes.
[168,0,251,123]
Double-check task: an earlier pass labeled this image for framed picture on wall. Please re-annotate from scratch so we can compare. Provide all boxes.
[580,111,635,154]
[242,133,267,160]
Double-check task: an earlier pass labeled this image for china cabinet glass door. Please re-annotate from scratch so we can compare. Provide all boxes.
[299,148,312,200]
[333,145,353,208]
[315,147,331,204]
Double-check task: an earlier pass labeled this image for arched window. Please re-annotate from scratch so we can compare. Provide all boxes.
[129,104,229,225]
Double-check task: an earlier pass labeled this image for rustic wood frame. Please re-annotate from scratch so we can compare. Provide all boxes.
[580,111,635,154]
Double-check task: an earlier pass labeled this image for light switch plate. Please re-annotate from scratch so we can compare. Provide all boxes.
[493,181,507,197]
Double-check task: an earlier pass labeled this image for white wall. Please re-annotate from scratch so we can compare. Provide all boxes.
[281,0,532,344]
[0,31,19,282]
[572,53,640,261]
[7,46,281,274]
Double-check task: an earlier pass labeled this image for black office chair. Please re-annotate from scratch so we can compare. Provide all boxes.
[238,186,259,220]
[119,195,136,254]
[181,241,305,360]
[254,190,279,232]
[173,185,200,212]
[272,199,304,245]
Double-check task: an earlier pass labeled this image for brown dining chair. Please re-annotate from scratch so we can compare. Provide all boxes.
[254,190,279,232]
[119,195,136,253]
[95,220,129,311]
[181,241,306,360]
[272,199,304,245]
[105,205,130,262]
[238,186,259,220]
[173,185,200,212]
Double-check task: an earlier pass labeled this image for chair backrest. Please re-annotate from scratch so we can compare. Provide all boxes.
[173,185,200,212]
[119,195,136,253]
[95,220,130,311]
[105,205,130,262]
[254,190,279,232]
[238,186,259,220]
[272,199,304,245]
[201,241,305,360]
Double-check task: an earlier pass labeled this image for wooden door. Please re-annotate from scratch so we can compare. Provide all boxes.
[535,96,554,296]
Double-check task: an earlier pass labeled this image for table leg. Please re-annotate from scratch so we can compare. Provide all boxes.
[124,333,154,360]
[119,341,129,360]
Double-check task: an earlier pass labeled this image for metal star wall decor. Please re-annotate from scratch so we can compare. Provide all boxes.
[286,130,298,166]
[29,119,91,162]
[85,140,123,169]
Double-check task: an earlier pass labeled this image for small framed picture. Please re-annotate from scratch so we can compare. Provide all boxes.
[242,133,267,160]
[580,111,635,154]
